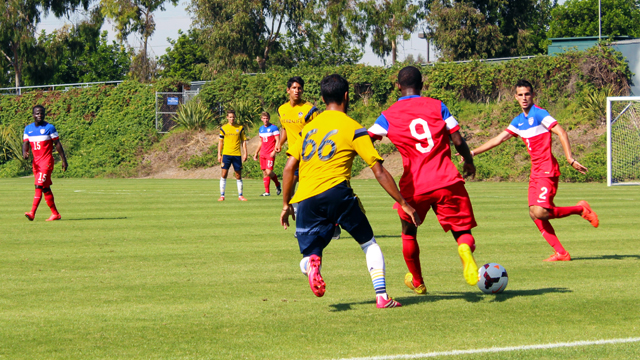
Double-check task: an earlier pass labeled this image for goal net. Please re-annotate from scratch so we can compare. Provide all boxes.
[607,96,640,186]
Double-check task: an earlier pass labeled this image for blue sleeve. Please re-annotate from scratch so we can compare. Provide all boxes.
[534,108,551,122]
[374,114,389,131]
[441,102,452,120]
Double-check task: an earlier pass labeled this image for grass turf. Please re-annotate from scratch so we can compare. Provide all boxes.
[1,179,639,359]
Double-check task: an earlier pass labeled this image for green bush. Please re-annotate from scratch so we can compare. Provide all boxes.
[173,99,217,131]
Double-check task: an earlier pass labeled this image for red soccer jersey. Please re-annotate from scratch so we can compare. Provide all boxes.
[369,95,463,198]
[23,122,59,171]
[505,105,560,178]
[258,124,280,157]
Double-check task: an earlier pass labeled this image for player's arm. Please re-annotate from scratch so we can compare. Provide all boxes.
[277,128,287,152]
[241,140,248,162]
[280,156,299,229]
[370,161,421,227]
[471,130,513,156]
[53,139,68,171]
[450,131,474,178]
[551,123,587,174]
[217,137,223,163]
[271,134,280,158]
[22,141,30,159]
[253,143,260,161]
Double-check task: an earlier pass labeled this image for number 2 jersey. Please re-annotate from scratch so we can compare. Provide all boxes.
[23,121,59,171]
[287,110,383,204]
[368,95,463,198]
[505,104,560,179]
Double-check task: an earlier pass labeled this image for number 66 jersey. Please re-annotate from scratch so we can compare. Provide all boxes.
[368,95,463,198]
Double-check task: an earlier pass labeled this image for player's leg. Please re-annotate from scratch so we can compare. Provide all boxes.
[43,187,61,221]
[219,156,231,201]
[528,178,570,261]
[25,184,44,221]
[400,219,426,294]
[235,167,246,201]
[267,161,281,195]
[260,158,270,196]
[295,197,332,297]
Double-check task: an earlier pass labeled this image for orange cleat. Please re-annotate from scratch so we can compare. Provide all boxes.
[238,196,248,201]
[543,251,571,262]
[217,196,225,201]
[376,295,402,308]
[577,200,599,228]
[45,213,61,222]
[307,255,325,297]
[404,272,427,294]
[25,212,35,221]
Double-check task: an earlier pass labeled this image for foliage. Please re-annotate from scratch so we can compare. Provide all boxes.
[0,124,25,164]
[158,29,207,81]
[226,97,262,128]
[548,0,640,38]
[172,99,217,131]
[578,85,616,125]
[179,143,218,169]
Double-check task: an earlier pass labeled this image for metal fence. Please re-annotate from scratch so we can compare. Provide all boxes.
[0,80,124,95]
[155,89,223,133]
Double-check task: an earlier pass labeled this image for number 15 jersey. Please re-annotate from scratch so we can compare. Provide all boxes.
[368,95,463,198]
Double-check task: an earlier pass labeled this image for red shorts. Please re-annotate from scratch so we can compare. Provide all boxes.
[260,156,275,170]
[394,181,477,232]
[33,162,53,187]
[528,177,558,208]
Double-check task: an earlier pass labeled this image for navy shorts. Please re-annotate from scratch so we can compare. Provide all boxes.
[221,155,242,171]
[295,181,374,257]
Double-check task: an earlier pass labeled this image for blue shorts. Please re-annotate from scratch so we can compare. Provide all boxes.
[221,155,242,171]
[295,181,374,257]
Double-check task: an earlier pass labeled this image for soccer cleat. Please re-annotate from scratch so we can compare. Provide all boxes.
[307,255,325,297]
[331,225,341,240]
[218,196,225,201]
[45,213,61,221]
[376,295,402,308]
[276,186,282,196]
[577,200,599,228]
[543,251,571,262]
[260,192,271,196]
[24,212,35,221]
[404,272,427,294]
[458,243,479,286]
[238,196,248,201]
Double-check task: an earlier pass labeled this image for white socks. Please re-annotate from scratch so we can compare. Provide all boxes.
[237,179,243,196]
[220,178,226,196]
[360,238,387,295]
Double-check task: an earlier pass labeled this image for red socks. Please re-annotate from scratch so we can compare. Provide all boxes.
[456,233,476,252]
[548,206,583,219]
[44,190,59,215]
[31,188,43,214]
[263,176,270,193]
[534,219,567,255]
[401,234,423,286]
[272,174,280,188]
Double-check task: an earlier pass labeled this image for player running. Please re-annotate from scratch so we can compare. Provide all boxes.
[252,112,282,196]
[469,79,599,262]
[280,74,421,308]
[368,66,480,293]
[23,105,68,221]
[217,110,248,201]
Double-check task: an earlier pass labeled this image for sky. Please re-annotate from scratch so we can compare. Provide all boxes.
[37,2,434,68]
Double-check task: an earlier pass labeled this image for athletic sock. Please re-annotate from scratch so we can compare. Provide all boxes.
[360,238,387,295]
[237,179,243,196]
[272,174,280,188]
[31,188,43,214]
[43,189,59,215]
[456,233,476,253]
[263,176,270,193]
[401,234,424,287]
[534,219,567,255]
[219,178,226,196]
[548,206,583,219]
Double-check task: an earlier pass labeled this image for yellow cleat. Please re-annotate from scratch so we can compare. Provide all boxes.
[404,272,427,294]
[458,244,479,286]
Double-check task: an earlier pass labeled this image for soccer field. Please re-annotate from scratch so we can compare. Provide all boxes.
[1,179,639,359]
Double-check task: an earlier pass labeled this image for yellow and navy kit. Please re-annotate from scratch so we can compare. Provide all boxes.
[220,123,246,156]
[278,101,318,147]
[287,110,383,203]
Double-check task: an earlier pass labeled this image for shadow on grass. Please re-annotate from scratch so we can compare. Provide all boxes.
[571,254,640,261]
[328,287,572,311]
[64,217,128,221]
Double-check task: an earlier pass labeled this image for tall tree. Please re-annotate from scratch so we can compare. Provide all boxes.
[158,29,207,80]
[548,0,640,38]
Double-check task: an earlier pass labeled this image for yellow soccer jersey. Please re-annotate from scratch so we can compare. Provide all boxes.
[287,110,383,203]
[278,101,318,147]
[220,123,246,156]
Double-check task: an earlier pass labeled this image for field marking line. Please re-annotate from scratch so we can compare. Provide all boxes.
[336,337,640,360]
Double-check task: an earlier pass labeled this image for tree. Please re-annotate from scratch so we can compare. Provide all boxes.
[548,0,640,38]
[158,29,207,80]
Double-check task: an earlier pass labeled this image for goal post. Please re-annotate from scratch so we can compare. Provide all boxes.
[607,96,640,186]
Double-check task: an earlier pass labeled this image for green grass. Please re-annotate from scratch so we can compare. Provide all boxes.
[1,179,639,359]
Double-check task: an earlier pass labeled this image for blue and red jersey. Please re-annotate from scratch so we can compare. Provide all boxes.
[23,122,59,171]
[368,95,463,198]
[506,105,560,178]
[258,124,280,157]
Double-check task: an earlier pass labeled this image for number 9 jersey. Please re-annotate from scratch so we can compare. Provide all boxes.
[368,95,463,198]
[287,110,383,204]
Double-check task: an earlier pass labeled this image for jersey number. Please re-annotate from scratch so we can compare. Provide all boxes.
[302,129,338,161]
[38,173,47,183]
[539,187,548,200]
[526,139,532,151]
[410,118,434,153]
[34,142,41,150]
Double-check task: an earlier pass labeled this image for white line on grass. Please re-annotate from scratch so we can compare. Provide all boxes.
[336,337,640,360]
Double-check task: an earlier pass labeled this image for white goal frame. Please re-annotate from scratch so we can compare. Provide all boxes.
[606,96,640,186]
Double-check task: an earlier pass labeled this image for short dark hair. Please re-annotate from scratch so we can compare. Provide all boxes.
[398,66,423,90]
[320,74,349,105]
[33,105,45,112]
[261,111,270,119]
[287,76,304,89]
[515,79,534,92]
[227,109,236,115]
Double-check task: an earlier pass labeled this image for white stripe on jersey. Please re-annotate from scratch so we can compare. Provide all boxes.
[259,131,280,137]
[368,123,388,136]
[541,115,557,128]
[507,124,551,139]
[444,116,459,131]
[26,134,57,142]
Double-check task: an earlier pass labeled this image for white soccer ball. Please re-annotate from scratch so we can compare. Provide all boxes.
[477,263,508,294]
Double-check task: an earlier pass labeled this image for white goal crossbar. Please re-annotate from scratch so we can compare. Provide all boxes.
[606,96,640,186]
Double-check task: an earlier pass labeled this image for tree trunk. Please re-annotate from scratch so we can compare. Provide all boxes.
[391,39,397,64]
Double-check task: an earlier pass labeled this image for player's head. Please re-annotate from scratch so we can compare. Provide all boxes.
[287,76,304,103]
[260,111,270,126]
[32,105,46,123]
[320,74,349,108]
[397,66,423,93]
[514,79,535,111]
[227,109,236,124]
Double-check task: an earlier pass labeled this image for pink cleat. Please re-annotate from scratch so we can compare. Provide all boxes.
[307,255,326,297]
[238,196,248,201]
[25,212,35,221]
[543,251,571,262]
[45,213,61,222]
[376,295,402,308]
[578,200,599,228]
[217,196,225,201]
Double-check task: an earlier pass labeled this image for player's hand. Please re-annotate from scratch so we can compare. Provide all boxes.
[570,159,588,174]
[242,154,248,163]
[217,154,222,163]
[275,145,281,153]
[400,202,422,227]
[253,154,258,161]
[280,204,296,230]
[463,162,475,179]
[61,160,68,172]
[23,152,29,160]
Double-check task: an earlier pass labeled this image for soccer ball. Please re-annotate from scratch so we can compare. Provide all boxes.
[477,263,508,294]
